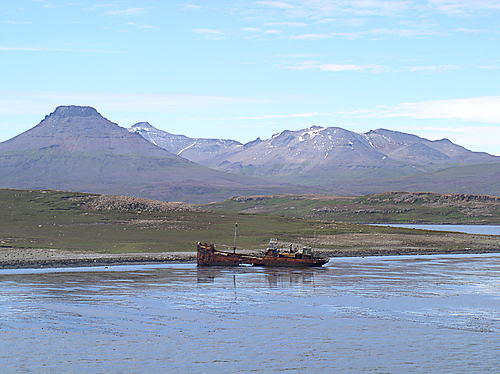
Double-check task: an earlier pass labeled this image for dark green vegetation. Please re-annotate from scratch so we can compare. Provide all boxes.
[206,191,500,225]
[1,189,499,256]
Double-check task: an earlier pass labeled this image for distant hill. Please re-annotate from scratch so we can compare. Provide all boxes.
[205,191,500,225]
[0,106,298,202]
[133,123,500,196]
[213,126,499,181]
[2,106,499,200]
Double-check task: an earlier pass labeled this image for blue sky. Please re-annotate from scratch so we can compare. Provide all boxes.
[1,0,500,154]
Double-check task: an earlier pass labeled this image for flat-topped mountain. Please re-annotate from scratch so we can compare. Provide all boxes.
[1,106,177,157]
[0,106,295,202]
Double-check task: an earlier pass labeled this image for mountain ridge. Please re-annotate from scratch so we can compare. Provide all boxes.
[0,106,304,202]
[1,105,499,201]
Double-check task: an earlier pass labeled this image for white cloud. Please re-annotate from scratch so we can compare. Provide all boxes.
[289,33,332,40]
[0,46,123,53]
[183,3,201,10]
[3,20,33,25]
[126,22,156,29]
[282,61,386,72]
[105,8,146,16]
[426,0,500,15]
[192,28,224,40]
[253,0,500,18]
[209,112,328,120]
[408,65,461,73]
[241,27,261,32]
[347,96,500,124]
[256,1,296,9]
[477,65,500,70]
[264,29,282,34]
[0,91,271,116]
[454,27,486,33]
[264,21,307,27]
[289,27,441,40]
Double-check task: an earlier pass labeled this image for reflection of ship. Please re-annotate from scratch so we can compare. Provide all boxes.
[197,239,329,267]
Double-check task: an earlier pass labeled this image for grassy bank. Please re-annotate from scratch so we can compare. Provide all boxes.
[205,192,500,225]
[0,189,499,257]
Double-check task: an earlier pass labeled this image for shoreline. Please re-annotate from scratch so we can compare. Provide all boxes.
[1,247,499,270]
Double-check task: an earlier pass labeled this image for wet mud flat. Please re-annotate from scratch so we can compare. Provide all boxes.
[1,244,499,269]
[0,247,196,269]
[0,254,498,373]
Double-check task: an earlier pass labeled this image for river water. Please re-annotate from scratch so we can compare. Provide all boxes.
[0,254,499,373]
[371,224,500,236]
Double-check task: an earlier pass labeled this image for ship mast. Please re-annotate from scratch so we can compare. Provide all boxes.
[233,222,238,253]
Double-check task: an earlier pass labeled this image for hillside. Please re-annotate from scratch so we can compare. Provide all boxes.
[128,122,243,165]
[0,106,302,203]
[206,191,500,224]
[1,189,498,261]
[133,123,500,195]
[0,190,500,267]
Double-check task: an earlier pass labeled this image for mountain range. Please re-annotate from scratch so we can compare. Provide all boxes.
[0,105,498,202]
[129,120,500,195]
[0,106,299,202]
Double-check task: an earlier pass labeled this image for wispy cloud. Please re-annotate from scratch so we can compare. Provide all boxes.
[454,27,486,33]
[290,27,442,40]
[477,65,500,70]
[408,64,461,73]
[414,125,500,152]
[281,61,386,72]
[183,3,201,10]
[208,112,328,120]
[344,96,500,124]
[426,0,500,15]
[0,46,123,53]
[254,0,500,18]
[256,1,296,9]
[241,27,261,32]
[192,28,224,40]
[105,7,146,16]
[126,22,156,30]
[0,91,272,116]
[3,20,33,25]
[264,21,307,27]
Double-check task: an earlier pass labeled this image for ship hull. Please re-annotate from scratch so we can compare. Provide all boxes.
[197,243,329,267]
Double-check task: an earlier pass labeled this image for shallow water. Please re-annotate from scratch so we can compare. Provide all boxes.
[371,224,500,235]
[0,254,499,373]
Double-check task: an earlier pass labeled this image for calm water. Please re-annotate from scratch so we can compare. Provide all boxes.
[1,254,499,373]
[371,224,500,235]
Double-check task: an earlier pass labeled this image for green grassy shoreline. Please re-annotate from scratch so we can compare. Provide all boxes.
[0,189,499,266]
[205,192,500,225]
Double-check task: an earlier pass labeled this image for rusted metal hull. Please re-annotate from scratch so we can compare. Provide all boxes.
[197,243,329,267]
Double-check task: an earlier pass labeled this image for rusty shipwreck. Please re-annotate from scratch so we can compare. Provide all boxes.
[197,238,329,267]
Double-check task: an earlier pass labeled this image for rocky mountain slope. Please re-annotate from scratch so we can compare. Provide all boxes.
[133,123,498,177]
[2,107,499,199]
[132,123,499,194]
[215,126,498,179]
[128,122,243,165]
[0,106,297,202]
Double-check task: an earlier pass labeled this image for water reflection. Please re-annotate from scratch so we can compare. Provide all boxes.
[0,254,499,373]
[196,266,320,288]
